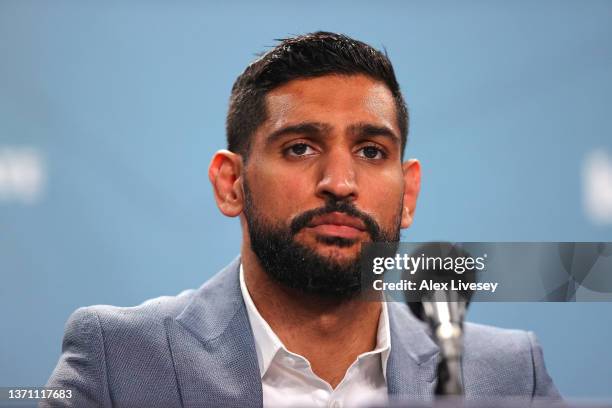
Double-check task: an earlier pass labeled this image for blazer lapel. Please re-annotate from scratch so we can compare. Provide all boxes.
[165,257,263,408]
[386,302,439,401]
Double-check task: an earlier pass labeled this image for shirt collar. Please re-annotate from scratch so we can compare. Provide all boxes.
[240,264,285,377]
[239,264,391,379]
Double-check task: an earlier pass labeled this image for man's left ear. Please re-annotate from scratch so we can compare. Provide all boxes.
[401,159,421,229]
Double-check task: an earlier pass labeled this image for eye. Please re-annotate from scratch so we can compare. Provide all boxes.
[285,143,316,157]
[357,145,386,160]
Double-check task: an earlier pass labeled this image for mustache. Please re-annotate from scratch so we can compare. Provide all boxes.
[289,200,382,240]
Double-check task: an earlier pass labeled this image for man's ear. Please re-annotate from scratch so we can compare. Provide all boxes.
[208,150,244,217]
[400,159,421,229]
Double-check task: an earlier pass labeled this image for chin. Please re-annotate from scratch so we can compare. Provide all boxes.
[312,241,362,264]
[295,232,367,259]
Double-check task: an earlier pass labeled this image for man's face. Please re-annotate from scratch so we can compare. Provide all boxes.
[241,74,414,297]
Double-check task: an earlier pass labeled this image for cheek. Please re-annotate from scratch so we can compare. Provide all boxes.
[247,164,313,217]
[359,170,404,223]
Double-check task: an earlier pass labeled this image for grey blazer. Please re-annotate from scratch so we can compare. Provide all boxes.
[45,257,561,407]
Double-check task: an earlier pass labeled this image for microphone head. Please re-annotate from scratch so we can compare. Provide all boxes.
[404,242,477,321]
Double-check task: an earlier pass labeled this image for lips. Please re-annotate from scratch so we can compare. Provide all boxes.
[306,212,366,239]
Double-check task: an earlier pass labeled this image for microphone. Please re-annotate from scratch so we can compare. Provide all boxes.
[404,242,476,396]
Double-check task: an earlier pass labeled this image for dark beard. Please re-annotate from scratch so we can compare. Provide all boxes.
[243,181,401,299]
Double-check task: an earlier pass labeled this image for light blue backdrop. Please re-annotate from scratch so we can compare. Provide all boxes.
[1,0,611,398]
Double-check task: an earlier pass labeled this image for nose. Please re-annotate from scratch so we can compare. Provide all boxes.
[315,147,358,202]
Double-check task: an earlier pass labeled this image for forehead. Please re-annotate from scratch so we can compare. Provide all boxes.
[262,74,399,134]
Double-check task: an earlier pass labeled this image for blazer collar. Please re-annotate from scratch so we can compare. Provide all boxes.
[175,256,246,343]
[386,301,440,400]
[167,256,263,408]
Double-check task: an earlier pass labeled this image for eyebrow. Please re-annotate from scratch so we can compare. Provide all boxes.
[347,123,401,146]
[265,122,332,146]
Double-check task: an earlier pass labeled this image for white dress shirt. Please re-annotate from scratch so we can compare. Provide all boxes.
[239,265,391,408]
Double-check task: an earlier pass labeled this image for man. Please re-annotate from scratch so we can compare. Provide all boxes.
[46,32,560,407]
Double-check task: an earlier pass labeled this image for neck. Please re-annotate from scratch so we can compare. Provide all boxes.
[241,244,382,388]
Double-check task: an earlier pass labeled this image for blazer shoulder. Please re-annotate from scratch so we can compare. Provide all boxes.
[87,288,196,322]
[47,258,242,407]
[463,322,537,373]
[84,257,242,335]
[76,288,196,344]
[47,288,199,407]
[65,258,242,353]
[462,322,561,398]
[463,321,532,354]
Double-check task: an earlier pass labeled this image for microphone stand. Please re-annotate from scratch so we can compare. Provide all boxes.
[422,291,466,396]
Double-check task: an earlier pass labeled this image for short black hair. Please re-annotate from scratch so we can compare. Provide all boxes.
[226,31,409,160]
